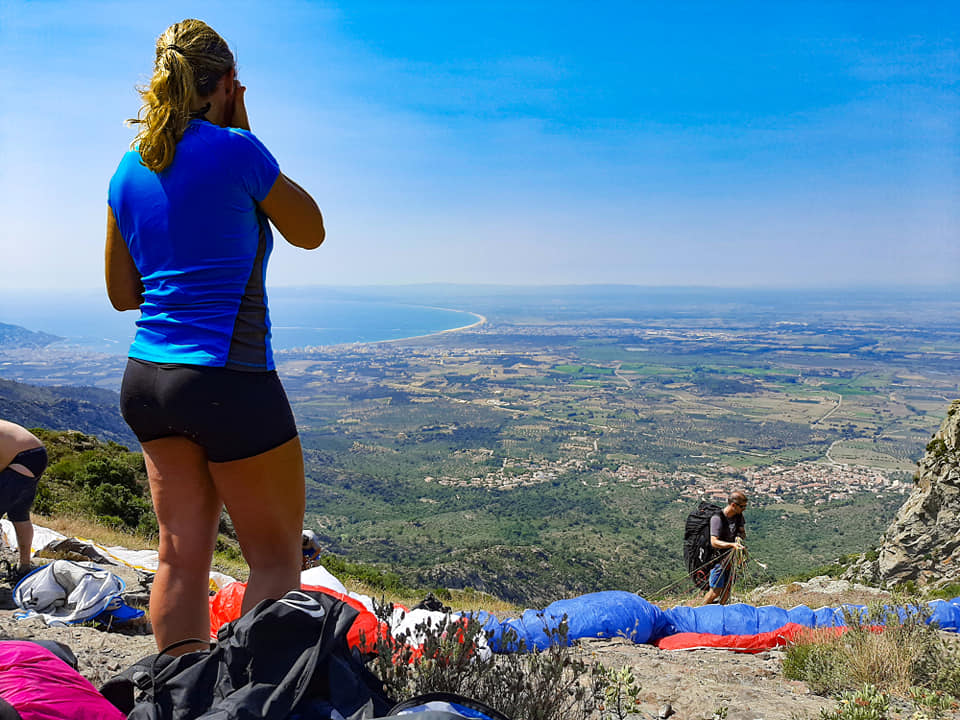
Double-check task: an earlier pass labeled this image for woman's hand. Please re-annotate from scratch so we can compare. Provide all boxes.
[229,80,250,131]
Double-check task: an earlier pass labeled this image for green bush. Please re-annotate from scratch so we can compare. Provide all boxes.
[215,536,243,562]
[819,685,888,720]
[31,432,158,538]
[784,640,846,695]
[925,438,947,459]
[136,511,159,538]
[432,586,452,601]
[320,554,410,594]
[781,562,847,584]
[932,643,960,698]
[908,686,960,719]
[32,481,54,515]
[366,608,609,720]
[77,456,144,494]
[784,601,960,702]
[84,483,152,529]
[924,583,960,601]
[45,456,83,485]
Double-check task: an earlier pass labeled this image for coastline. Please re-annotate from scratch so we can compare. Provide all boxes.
[368,310,487,345]
[12,301,488,357]
[274,309,486,354]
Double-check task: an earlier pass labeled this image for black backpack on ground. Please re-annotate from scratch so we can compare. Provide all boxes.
[102,589,394,720]
[683,501,722,590]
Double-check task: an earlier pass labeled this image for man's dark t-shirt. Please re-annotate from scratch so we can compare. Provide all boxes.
[709,512,745,545]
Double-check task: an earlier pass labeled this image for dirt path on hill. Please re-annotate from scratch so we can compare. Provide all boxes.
[580,637,834,720]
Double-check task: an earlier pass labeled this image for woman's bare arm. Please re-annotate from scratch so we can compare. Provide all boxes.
[228,81,324,250]
[259,173,325,250]
[105,207,143,311]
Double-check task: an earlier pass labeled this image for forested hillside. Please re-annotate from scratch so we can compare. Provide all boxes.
[0,377,136,446]
[29,428,155,535]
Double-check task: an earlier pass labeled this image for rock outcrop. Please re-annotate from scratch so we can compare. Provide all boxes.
[847,400,960,588]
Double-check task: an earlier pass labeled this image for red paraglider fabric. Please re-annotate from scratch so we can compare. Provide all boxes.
[654,622,880,652]
[657,622,810,652]
[209,581,388,653]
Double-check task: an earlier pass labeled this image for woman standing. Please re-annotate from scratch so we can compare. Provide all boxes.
[105,19,325,653]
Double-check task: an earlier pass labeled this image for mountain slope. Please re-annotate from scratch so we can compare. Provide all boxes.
[0,321,61,348]
[848,398,960,588]
[0,377,137,447]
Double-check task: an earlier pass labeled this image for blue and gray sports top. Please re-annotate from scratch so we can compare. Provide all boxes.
[108,119,281,370]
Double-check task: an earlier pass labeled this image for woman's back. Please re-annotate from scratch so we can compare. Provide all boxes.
[108,119,280,369]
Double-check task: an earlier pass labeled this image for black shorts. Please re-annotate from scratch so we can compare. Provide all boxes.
[0,447,47,522]
[120,358,298,462]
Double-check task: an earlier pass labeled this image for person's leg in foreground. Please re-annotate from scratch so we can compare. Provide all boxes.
[144,437,222,654]
[210,436,305,615]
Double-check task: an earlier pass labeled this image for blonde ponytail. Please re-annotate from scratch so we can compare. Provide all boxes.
[128,19,234,173]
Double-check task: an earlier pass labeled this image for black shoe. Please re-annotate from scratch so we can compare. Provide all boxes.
[11,564,34,583]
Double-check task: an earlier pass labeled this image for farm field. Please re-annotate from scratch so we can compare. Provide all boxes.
[3,287,957,602]
[275,288,960,602]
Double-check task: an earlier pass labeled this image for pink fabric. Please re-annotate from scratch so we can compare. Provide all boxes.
[0,641,124,720]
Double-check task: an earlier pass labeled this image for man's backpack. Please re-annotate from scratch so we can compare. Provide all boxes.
[103,589,394,720]
[683,502,722,590]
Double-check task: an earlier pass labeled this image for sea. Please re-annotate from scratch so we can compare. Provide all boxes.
[0,287,481,355]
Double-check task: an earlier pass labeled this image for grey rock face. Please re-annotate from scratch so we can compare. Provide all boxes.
[850,400,960,588]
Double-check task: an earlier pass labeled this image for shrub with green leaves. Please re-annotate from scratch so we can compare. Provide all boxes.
[597,665,643,720]
[30,430,156,535]
[819,685,888,720]
[784,599,960,715]
[365,605,612,720]
[908,686,960,720]
[783,640,847,695]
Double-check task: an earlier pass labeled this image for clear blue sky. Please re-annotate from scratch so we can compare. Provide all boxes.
[0,1,957,290]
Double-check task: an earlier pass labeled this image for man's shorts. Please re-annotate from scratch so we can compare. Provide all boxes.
[120,358,298,463]
[0,446,48,522]
[709,565,730,590]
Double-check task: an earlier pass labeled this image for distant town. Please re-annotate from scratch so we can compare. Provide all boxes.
[2,288,956,600]
[424,447,905,503]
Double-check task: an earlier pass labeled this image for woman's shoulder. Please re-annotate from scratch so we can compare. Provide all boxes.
[109,148,149,191]
[189,122,276,165]
[190,120,265,145]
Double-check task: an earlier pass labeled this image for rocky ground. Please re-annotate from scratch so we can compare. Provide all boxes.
[1,550,956,720]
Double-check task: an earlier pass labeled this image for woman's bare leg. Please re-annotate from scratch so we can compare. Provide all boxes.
[209,435,305,614]
[143,437,222,654]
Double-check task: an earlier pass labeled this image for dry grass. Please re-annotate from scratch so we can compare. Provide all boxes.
[30,515,518,615]
[341,578,519,616]
[31,512,251,579]
[442,587,519,615]
[790,625,925,696]
[747,583,891,610]
[782,602,960,698]
[32,513,158,551]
